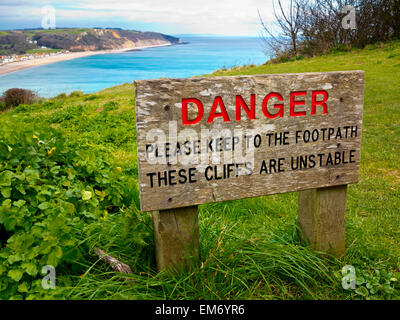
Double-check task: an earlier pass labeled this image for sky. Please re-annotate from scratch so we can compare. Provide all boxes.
[0,0,279,36]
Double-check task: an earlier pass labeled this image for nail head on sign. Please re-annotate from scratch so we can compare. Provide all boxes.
[164,105,170,111]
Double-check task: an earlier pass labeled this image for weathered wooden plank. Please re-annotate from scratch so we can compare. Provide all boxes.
[135,71,364,212]
[152,206,199,271]
[298,185,347,257]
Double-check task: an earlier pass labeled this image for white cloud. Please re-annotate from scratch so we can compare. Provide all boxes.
[0,0,278,35]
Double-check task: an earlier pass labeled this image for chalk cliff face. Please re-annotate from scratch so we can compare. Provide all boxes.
[0,28,181,54]
[35,29,181,52]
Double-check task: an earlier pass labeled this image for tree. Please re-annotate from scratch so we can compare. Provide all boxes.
[258,0,303,57]
[300,0,357,55]
[260,0,400,59]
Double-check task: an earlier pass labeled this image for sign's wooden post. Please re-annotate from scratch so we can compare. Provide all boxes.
[298,185,347,257]
[152,206,199,272]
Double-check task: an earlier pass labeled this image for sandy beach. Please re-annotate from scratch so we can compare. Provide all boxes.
[0,43,172,76]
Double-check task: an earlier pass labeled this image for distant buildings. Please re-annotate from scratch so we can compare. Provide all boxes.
[0,50,69,66]
[0,56,15,64]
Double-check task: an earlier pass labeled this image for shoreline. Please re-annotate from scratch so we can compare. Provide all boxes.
[0,42,173,76]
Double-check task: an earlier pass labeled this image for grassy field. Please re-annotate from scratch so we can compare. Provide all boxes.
[0,41,399,300]
[25,28,92,35]
[25,48,62,54]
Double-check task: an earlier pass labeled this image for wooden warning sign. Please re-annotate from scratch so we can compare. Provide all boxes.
[134,71,364,212]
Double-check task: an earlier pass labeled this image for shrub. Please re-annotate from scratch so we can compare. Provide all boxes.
[0,97,6,112]
[2,88,37,110]
[69,91,84,98]
[288,55,304,62]
[13,104,37,113]
[103,101,118,111]
[41,100,63,110]
[54,93,67,100]
[327,44,352,55]
[270,51,292,64]
[0,125,133,299]
[84,95,98,101]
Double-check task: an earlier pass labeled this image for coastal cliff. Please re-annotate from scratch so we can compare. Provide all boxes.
[0,28,181,54]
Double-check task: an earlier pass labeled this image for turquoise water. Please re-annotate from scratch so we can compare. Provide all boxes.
[0,36,268,97]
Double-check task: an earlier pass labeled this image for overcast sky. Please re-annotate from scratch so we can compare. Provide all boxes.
[0,0,280,36]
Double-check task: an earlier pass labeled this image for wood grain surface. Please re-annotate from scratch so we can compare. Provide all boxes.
[135,71,364,212]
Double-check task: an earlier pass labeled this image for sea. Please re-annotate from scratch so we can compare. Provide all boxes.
[0,36,269,97]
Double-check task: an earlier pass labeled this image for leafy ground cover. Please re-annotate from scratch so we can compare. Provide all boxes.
[0,41,399,300]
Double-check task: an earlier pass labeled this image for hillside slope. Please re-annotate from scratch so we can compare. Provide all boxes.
[0,42,399,300]
[0,28,181,54]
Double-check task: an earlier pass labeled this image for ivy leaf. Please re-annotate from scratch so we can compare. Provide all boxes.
[55,246,63,259]
[13,200,26,208]
[4,216,17,230]
[47,246,63,266]
[0,170,13,187]
[8,254,23,264]
[38,202,50,210]
[24,168,39,185]
[0,265,6,276]
[81,190,92,201]
[95,189,106,201]
[64,202,76,214]
[1,187,11,198]
[14,173,25,181]
[8,269,23,282]
[22,262,38,276]
[355,286,369,297]
[17,282,30,293]
[16,185,26,195]
[2,198,12,208]
[356,276,365,286]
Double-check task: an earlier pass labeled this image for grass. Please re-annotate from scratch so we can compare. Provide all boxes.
[25,28,92,35]
[26,49,62,54]
[0,41,399,300]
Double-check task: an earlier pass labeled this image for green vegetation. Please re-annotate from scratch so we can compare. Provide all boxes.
[26,28,91,35]
[26,49,62,54]
[0,41,399,300]
[68,91,84,98]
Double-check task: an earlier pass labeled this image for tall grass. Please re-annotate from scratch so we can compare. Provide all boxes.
[62,197,342,300]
